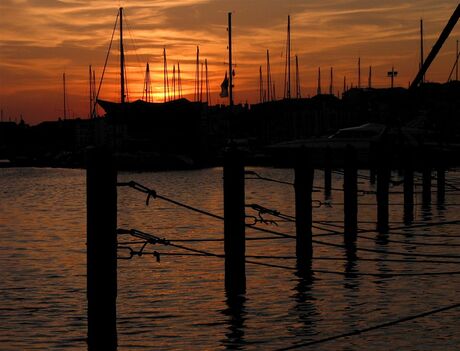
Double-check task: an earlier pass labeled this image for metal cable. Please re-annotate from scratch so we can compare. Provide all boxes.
[275,302,460,351]
[117,228,460,276]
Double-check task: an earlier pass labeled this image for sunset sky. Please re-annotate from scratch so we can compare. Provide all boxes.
[0,0,459,125]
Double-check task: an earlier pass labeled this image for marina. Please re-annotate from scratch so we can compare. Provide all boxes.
[0,2,460,350]
[1,166,460,349]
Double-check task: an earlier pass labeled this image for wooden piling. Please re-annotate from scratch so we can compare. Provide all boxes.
[343,145,358,242]
[324,147,332,198]
[370,169,376,185]
[403,167,414,224]
[437,168,445,204]
[375,142,390,232]
[295,151,314,263]
[422,168,432,205]
[369,142,376,185]
[223,148,246,295]
[87,147,117,351]
[376,166,390,233]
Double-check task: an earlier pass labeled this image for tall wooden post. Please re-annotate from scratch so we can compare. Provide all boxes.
[369,142,376,184]
[228,12,234,107]
[377,167,390,233]
[369,169,376,184]
[343,145,358,242]
[87,147,117,351]
[224,148,246,295]
[324,147,332,198]
[295,151,314,263]
[375,143,390,232]
[436,167,445,204]
[404,166,414,224]
[422,168,432,206]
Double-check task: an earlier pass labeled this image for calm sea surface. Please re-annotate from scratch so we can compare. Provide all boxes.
[0,167,459,350]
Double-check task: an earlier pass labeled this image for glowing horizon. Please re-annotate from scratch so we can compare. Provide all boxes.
[0,0,459,125]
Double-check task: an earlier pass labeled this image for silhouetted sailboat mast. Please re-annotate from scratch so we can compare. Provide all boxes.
[228,12,234,107]
[163,48,170,102]
[284,15,291,99]
[329,67,333,95]
[63,72,67,120]
[259,65,264,103]
[368,66,372,88]
[205,59,210,105]
[143,63,152,103]
[178,62,183,98]
[266,49,272,102]
[200,61,204,102]
[420,18,425,83]
[455,39,460,81]
[120,7,125,104]
[295,55,301,98]
[89,66,92,118]
[88,65,97,118]
[195,46,200,102]
[317,67,321,95]
[357,57,361,89]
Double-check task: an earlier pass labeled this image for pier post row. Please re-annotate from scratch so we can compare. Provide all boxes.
[86,147,118,351]
[223,148,246,295]
[295,149,314,263]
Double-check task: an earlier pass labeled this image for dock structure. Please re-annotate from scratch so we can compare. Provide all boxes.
[86,139,459,348]
[82,6,460,346]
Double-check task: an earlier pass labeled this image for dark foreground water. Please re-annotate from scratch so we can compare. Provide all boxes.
[0,167,459,350]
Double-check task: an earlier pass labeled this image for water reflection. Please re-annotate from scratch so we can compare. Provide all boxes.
[2,167,460,350]
[342,243,360,339]
[221,294,247,350]
[421,203,432,222]
[376,232,389,246]
[344,240,358,281]
[289,262,317,342]
[403,204,414,225]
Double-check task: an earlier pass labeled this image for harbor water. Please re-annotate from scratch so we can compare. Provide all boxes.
[0,167,459,350]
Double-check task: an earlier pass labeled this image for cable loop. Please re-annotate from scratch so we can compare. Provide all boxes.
[311,200,333,208]
[245,215,278,226]
[245,203,281,226]
[117,246,134,260]
[117,181,157,205]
